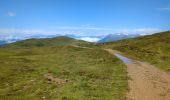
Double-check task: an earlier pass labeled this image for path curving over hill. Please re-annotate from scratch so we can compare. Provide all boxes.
[106,49,170,100]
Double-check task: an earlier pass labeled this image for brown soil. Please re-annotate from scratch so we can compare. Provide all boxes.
[106,49,170,100]
[44,73,69,85]
[71,45,92,49]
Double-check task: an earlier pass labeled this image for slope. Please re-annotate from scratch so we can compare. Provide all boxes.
[0,37,128,99]
[100,31,170,71]
[3,36,89,47]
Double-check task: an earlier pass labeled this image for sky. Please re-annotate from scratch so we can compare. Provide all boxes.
[0,0,170,37]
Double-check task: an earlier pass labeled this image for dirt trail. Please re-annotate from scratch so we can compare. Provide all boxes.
[106,49,170,100]
[71,45,170,100]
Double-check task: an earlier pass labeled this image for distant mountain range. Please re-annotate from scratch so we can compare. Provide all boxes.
[98,33,143,43]
[0,40,7,45]
[0,33,148,45]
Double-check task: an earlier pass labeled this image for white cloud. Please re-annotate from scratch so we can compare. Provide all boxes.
[6,12,16,17]
[118,28,161,34]
[0,28,163,37]
[0,28,43,34]
[57,26,112,30]
[0,27,165,43]
[157,7,170,11]
[78,37,101,42]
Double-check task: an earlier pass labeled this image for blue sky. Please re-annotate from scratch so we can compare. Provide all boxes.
[0,0,170,36]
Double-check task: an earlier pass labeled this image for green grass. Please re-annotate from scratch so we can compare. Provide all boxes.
[0,37,128,100]
[99,31,170,71]
[5,36,90,47]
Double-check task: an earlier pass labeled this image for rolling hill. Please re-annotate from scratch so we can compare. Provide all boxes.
[4,36,90,47]
[0,36,127,99]
[100,31,170,71]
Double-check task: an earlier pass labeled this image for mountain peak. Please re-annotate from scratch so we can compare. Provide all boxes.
[98,33,140,43]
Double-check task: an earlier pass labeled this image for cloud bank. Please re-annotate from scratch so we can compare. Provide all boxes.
[0,27,163,42]
[157,6,170,11]
[6,12,16,17]
[78,37,101,42]
[0,27,165,43]
[0,27,162,36]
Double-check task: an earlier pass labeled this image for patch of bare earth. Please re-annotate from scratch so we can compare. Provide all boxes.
[106,49,170,100]
[44,73,69,85]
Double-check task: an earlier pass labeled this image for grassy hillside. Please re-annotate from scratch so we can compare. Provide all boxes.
[4,36,89,47]
[100,31,170,71]
[0,37,128,100]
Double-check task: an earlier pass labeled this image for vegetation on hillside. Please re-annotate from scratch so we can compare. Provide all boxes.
[4,36,89,47]
[99,31,170,71]
[0,37,128,100]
